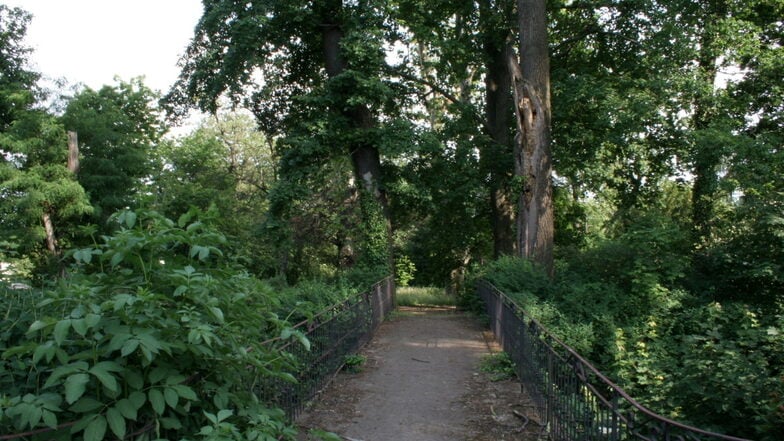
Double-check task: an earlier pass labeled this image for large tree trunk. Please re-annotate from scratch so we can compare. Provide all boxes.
[321,1,391,269]
[482,37,517,258]
[478,0,516,258]
[509,0,554,275]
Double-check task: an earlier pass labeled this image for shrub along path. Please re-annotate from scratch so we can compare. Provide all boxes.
[295,307,541,441]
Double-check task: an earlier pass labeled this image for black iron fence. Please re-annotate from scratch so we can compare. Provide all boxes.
[478,280,751,441]
[260,276,396,420]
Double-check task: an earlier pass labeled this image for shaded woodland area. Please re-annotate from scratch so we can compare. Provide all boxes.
[1,0,783,440]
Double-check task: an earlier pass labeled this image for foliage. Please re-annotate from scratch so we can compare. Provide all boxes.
[479,352,516,382]
[0,104,93,275]
[0,5,39,130]
[0,209,300,440]
[151,111,277,276]
[61,78,166,223]
[394,254,416,287]
[396,286,455,307]
[342,354,367,374]
[476,222,784,439]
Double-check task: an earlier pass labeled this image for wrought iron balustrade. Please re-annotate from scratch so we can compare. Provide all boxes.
[478,280,752,441]
[260,276,395,420]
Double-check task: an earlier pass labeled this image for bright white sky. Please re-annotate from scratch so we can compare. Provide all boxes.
[6,0,204,94]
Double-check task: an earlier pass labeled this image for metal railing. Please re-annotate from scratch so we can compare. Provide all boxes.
[260,276,395,420]
[478,280,751,441]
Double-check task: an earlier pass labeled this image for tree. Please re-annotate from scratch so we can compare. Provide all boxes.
[152,111,278,274]
[509,0,554,275]
[61,78,166,223]
[0,5,92,274]
[167,0,402,275]
[0,5,39,131]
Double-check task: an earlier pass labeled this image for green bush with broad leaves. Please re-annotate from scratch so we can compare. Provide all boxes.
[472,210,784,440]
[0,209,305,441]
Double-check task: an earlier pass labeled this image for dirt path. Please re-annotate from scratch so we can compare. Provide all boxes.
[296,308,542,441]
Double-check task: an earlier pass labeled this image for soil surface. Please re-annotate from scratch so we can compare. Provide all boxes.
[295,307,544,441]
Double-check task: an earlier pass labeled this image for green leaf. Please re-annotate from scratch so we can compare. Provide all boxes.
[110,252,125,267]
[27,319,50,334]
[93,360,123,372]
[89,365,119,393]
[128,391,146,410]
[149,366,170,384]
[69,397,103,413]
[173,285,188,296]
[83,415,107,441]
[209,306,224,323]
[164,387,179,409]
[121,338,139,357]
[85,313,101,328]
[106,407,126,439]
[43,361,88,389]
[164,374,187,386]
[64,373,90,404]
[33,342,54,364]
[42,409,58,429]
[107,331,131,351]
[172,384,198,401]
[53,319,71,345]
[295,331,311,351]
[160,417,183,430]
[71,319,88,337]
[123,370,144,390]
[124,211,137,228]
[148,389,165,415]
[177,211,192,228]
[216,409,233,422]
[116,398,137,420]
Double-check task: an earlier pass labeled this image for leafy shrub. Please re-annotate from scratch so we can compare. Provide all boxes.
[479,352,516,382]
[0,209,301,440]
[394,255,416,287]
[660,303,784,439]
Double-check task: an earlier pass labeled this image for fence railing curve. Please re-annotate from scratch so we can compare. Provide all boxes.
[259,276,396,421]
[477,280,752,441]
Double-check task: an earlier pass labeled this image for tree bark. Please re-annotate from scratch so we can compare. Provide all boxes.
[42,211,58,256]
[510,0,554,276]
[482,36,517,258]
[67,131,79,174]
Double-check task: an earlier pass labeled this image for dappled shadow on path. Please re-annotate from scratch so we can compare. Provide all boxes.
[295,307,542,441]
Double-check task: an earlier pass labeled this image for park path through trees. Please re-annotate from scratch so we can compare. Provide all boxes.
[296,308,540,441]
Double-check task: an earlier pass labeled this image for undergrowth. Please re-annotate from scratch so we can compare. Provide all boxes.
[396,286,455,307]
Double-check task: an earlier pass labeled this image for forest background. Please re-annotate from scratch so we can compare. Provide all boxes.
[0,0,782,440]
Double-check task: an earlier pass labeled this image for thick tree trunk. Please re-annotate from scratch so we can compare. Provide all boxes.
[482,38,516,258]
[510,0,554,275]
[321,2,391,269]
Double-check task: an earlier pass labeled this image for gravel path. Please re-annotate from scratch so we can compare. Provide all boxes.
[296,308,541,441]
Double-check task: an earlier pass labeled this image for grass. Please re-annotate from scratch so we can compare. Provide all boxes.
[396,286,456,307]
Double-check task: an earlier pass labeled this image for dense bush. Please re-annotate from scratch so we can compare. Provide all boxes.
[475,241,783,439]
[0,210,303,441]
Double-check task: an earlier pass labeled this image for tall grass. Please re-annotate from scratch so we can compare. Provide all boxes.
[396,286,456,307]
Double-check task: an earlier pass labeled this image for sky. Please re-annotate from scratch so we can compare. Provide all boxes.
[6,0,204,94]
